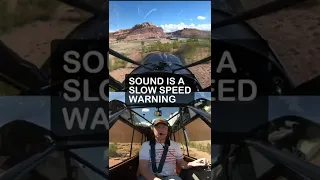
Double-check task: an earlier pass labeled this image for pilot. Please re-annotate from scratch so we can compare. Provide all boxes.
[138,118,208,180]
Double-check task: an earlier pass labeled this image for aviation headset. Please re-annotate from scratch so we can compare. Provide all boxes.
[150,118,177,174]
[151,120,172,135]
[150,118,172,145]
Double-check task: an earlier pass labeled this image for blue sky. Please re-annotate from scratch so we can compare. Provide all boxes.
[109,1,211,33]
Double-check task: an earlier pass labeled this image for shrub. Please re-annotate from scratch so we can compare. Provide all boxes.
[109,143,118,157]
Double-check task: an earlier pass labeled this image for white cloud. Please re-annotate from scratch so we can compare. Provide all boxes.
[160,22,211,33]
[197,16,206,20]
[109,29,116,33]
[142,108,150,113]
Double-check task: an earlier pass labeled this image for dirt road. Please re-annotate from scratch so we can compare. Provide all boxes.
[242,0,320,86]
[109,64,211,88]
[0,4,90,68]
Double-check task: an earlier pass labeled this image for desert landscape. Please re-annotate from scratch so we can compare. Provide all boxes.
[109,22,212,88]
[109,142,141,167]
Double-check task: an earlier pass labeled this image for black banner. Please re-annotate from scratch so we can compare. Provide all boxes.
[124,73,196,107]
[50,40,108,138]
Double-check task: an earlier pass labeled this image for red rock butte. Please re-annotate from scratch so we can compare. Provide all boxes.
[109,22,211,40]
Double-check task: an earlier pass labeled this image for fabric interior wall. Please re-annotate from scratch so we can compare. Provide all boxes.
[185,118,210,141]
[174,129,188,155]
[175,129,185,143]
[110,120,133,143]
[133,129,142,143]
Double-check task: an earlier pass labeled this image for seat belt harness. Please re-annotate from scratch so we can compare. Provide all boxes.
[150,139,169,175]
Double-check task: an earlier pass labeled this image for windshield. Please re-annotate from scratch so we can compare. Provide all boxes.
[212,0,320,87]
[133,107,179,125]
[0,96,106,180]
[269,96,320,121]
[109,1,211,87]
[109,92,211,126]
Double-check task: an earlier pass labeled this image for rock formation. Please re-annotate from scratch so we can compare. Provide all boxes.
[109,22,211,40]
[170,28,211,38]
[109,22,165,40]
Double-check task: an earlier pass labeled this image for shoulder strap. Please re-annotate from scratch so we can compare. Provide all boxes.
[150,140,157,173]
[157,144,169,173]
[165,137,170,146]
[150,140,169,173]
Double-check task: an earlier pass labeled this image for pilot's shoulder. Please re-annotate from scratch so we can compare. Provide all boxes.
[170,140,181,147]
[141,141,151,147]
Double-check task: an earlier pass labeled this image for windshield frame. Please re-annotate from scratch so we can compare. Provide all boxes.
[0,140,108,180]
[109,97,211,130]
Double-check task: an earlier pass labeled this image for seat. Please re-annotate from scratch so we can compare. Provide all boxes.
[136,161,181,179]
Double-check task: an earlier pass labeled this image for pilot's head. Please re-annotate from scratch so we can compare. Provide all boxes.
[152,118,169,141]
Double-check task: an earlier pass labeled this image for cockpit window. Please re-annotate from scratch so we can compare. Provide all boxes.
[109,1,211,87]
[269,96,320,167]
[109,120,143,167]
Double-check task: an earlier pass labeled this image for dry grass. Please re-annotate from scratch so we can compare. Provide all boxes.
[179,140,211,158]
[109,142,141,167]
[109,38,211,71]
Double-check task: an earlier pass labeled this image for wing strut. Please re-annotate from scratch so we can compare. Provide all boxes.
[187,106,211,125]
[109,108,128,128]
[109,48,153,70]
[109,75,125,90]
[131,110,153,125]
